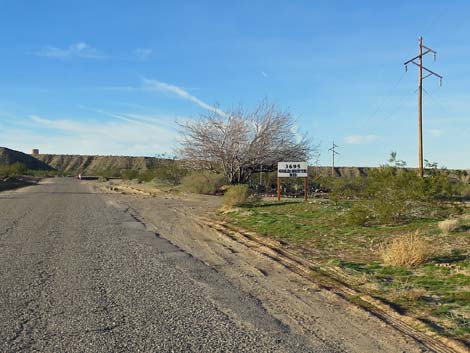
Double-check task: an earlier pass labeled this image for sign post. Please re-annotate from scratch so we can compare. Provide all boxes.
[277,162,308,201]
[277,177,281,201]
[304,176,308,201]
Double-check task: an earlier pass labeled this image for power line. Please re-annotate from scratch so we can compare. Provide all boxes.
[359,71,407,129]
[422,87,448,114]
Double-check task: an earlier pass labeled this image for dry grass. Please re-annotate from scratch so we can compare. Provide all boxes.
[380,232,432,267]
[388,288,427,302]
[223,184,250,208]
[460,214,470,221]
[181,171,225,195]
[438,218,460,235]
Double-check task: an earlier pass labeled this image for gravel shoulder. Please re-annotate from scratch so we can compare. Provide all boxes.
[95,181,436,353]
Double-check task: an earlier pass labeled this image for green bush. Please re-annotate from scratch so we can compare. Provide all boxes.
[337,164,464,225]
[121,169,139,180]
[0,162,27,177]
[346,202,369,226]
[153,159,188,185]
[96,168,121,178]
[181,170,225,195]
[327,177,366,204]
[137,170,157,183]
[118,161,189,185]
[223,184,250,208]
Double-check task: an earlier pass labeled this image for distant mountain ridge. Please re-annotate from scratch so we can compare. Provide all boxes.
[35,154,161,175]
[0,147,54,171]
[2,147,468,181]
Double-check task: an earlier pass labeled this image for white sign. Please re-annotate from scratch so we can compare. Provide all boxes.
[278,162,308,177]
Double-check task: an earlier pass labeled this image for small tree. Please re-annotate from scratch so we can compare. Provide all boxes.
[178,100,315,184]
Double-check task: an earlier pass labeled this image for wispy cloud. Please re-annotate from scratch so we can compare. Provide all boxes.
[77,105,175,130]
[429,129,444,137]
[142,78,226,116]
[344,134,379,144]
[134,48,152,60]
[24,114,176,155]
[95,86,137,92]
[35,42,104,59]
[261,71,268,78]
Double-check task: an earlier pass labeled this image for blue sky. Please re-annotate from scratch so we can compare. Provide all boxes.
[0,0,469,168]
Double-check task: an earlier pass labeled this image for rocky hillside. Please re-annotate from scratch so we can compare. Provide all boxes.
[0,147,54,171]
[35,154,161,175]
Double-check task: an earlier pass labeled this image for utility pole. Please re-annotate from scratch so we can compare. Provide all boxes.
[404,36,443,177]
[328,141,339,177]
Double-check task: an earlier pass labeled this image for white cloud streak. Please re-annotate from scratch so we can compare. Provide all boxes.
[23,114,176,156]
[142,78,226,117]
[134,48,153,60]
[344,134,379,144]
[429,129,444,137]
[35,42,103,59]
[76,105,177,130]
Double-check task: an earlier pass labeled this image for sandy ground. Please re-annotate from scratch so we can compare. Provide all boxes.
[92,181,439,353]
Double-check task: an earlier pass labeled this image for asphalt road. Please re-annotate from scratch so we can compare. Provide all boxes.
[0,178,331,353]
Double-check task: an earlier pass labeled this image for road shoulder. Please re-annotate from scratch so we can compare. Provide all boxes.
[94,184,437,353]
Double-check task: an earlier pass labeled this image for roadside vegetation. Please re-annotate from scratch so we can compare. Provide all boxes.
[45,101,468,345]
[0,162,58,178]
[0,162,59,191]
[223,159,470,345]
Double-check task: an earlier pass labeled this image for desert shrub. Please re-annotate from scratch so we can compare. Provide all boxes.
[223,184,250,208]
[424,172,458,199]
[438,218,460,234]
[346,202,370,226]
[96,168,121,178]
[327,177,365,204]
[121,169,139,180]
[325,154,466,226]
[137,170,157,183]
[380,232,431,267]
[347,166,461,224]
[0,162,28,177]
[10,162,27,176]
[153,159,188,185]
[181,170,225,195]
[26,169,58,177]
[457,183,470,200]
[365,167,426,223]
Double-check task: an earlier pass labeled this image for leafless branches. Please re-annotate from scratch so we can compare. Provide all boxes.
[178,100,315,184]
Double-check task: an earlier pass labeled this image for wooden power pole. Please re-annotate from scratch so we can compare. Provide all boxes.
[328,141,339,177]
[404,36,443,177]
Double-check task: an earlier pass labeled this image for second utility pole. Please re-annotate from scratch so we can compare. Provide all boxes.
[328,141,339,177]
[404,36,443,177]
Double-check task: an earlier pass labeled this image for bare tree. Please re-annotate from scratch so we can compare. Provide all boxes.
[178,100,315,184]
